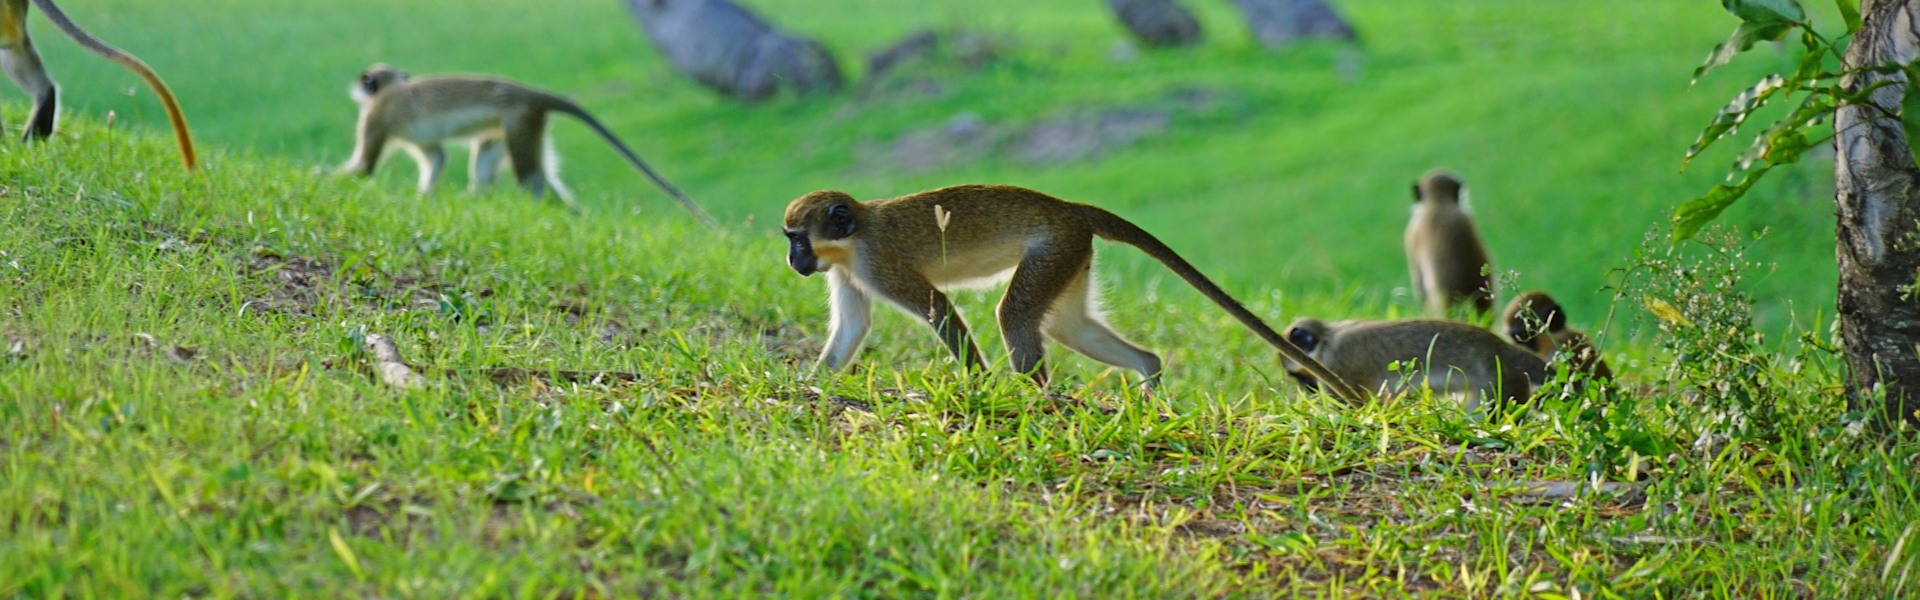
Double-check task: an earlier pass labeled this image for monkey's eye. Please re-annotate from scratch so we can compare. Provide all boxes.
[1410,183,1421,202]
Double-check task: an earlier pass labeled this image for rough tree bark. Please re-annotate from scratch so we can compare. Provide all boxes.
[624,0,844,102]
[1834,0,1920,424]
[1230,0,1357,48]
[1105,0,1204,48]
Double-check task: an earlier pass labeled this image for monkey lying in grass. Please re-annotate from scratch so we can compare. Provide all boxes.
[1281,317,1547,411]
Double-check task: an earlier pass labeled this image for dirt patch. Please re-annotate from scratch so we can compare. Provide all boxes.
[855,87,1240,173]
[1013,109,1169,164]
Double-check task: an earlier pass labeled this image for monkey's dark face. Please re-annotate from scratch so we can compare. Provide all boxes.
[355,64,409,99]
[1503,293,1566,346]
[1280,320,1327,392]
[1284,323,1321,354]
[784,228,819,276]
[781,191,860,277]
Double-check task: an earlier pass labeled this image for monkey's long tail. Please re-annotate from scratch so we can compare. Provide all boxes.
[1085,208,1367,403]
[547,98,720,230]
[31,0,195,171]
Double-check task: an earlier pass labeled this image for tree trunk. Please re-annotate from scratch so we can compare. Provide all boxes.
[1105,0,1204,48]
[625,0,844,102]
[1229,0,1357,48]
[1834,0,1920,425]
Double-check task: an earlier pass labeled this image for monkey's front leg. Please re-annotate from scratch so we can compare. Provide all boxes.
[816,269,873,372]
[883,277,985,373]
[922,291,984,373]
[405,143,447,194]
[337,116,389,177]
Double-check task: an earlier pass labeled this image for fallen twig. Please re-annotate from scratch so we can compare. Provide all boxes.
[364,334,424,389]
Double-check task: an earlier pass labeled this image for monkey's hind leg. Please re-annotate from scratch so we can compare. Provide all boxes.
[999,244,1110,386]
[501,112,580,212]
[1042,267,1162,386]
[538,133,578,210]
[1,36,56,141]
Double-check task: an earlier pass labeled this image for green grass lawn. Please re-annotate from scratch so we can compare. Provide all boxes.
[32,0,1838,332]
[2,0,1914,596]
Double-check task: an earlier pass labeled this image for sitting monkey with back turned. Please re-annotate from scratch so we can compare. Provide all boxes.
[1405,170,1493,315]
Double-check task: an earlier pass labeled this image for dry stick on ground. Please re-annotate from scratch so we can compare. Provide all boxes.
[358,333,645,390]
[364,334,425,389]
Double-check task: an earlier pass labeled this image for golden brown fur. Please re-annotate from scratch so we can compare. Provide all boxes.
[1501,290,1613,381]
[1405,170,1492,315]
[1281,317,1546,410]
[1,0,195,169]
[782,184,1364,399]
[340,64,715,227]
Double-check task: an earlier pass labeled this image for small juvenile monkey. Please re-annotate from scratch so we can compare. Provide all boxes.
[1280,317,1546,410]
[782,184,1365,399]
[1405,170,1492,315]
[339,64,716,227]
[1,0,195,169]
[1502,290,1613,381]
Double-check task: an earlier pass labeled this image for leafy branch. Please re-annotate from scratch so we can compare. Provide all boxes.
[1673,0,1912,242]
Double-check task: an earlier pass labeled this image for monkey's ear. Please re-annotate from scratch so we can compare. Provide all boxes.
[1410,182,1422,203]
[827,204,856,237]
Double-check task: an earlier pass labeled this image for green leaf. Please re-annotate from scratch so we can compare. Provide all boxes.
[1793,31,1831,81]
[1695,21,1797,83]
[1734,97,1824,171]
[1686,74,1787,167]
[1834,0,1862,33]
[328,527,366,579]
[1724,0,1807,25]
[1618,429,1680,456]
[1673,166,1772,242]
[1904,66,1920,167]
